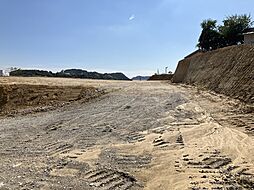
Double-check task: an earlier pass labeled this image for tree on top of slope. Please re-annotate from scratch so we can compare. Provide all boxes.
[219,14,253,46]
[197,14,253,51]
[197,19,224,51]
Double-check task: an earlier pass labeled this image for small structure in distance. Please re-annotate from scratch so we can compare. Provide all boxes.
[243,28,254,45]
[0,67,18,76]
[0,69,9,76]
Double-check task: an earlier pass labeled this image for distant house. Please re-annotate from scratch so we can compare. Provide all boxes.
[0,69,10,76]
[243,28,254,45]
[4,70,10,76]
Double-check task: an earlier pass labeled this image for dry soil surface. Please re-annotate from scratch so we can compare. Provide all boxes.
[0,77,253,190]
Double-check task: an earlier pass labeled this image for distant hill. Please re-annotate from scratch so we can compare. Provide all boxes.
[131,76,150,81]
[10,69,130,80]
[10,70,55,77]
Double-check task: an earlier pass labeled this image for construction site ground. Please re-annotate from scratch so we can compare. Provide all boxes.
[0,77,253,190]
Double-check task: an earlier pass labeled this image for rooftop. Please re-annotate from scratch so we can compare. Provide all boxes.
[243,28,254,35]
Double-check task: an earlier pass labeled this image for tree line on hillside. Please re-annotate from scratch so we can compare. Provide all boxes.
[10,69,130,80]
[197,14,253,51]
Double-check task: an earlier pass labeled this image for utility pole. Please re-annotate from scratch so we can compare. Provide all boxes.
[165,67,168,74]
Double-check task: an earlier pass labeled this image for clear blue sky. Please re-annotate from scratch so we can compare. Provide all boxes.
[0,0,253,77]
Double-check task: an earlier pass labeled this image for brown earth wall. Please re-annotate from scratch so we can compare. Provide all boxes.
[172,45,254,104]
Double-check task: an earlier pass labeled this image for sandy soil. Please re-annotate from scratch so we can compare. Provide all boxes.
[0,77,253,190]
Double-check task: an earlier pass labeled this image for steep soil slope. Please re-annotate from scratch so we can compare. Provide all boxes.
[172,45,254,104]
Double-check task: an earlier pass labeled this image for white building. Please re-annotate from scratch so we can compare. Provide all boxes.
[243,28,254,45]
[0,69,10,76]
[4,70,10,76]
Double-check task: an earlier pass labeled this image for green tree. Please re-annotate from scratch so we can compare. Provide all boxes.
[219,14,253,46]
[197,19,224,51]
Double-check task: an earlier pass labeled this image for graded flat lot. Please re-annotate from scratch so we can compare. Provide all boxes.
[0,77,253,190]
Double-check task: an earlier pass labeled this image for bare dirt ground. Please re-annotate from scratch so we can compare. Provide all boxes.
[0,77,253,190]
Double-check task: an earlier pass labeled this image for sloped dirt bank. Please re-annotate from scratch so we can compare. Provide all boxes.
[172,45,254,105]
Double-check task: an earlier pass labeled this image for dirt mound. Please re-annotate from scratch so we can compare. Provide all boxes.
[172,45,254,104]
[0,84,104,116]
[148,74,174,80]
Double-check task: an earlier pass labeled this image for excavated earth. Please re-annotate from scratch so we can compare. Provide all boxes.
[172,45,254,105]
[0,77,253,190]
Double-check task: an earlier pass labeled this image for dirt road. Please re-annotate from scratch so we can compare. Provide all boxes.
[0,79,253,190]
